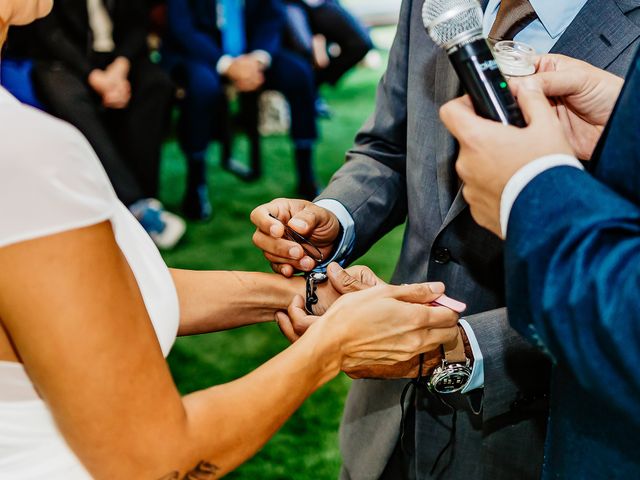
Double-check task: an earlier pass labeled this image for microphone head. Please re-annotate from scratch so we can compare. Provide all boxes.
[422,0,484,50]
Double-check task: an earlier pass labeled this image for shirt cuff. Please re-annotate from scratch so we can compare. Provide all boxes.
[459,319,484,393]
[250,50,272,69]
[216,55,235,76]
[314,199,355,267]
[500,154,583,238]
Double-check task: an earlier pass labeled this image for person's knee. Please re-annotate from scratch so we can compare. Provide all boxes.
[184,64,223,106]
[272,54,315,99]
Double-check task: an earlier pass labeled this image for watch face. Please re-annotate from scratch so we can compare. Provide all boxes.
[431,364,472,394]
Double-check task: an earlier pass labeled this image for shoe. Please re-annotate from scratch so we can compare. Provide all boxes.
[183,184,213,221]
[130,198,186,250]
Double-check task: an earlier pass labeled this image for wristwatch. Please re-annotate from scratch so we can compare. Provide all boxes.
[427,329,472,394]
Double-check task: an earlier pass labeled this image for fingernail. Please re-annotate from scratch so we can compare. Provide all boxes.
[270,225,280,236]
[289,246,303,258]
[429,282,446,294]
[289,219,308,230]
[328,262,340,275]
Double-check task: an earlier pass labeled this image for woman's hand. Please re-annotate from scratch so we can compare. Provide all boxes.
[283,282,459,371]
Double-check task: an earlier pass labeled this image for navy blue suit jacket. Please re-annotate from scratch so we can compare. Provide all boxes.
[505,48,640,477]
[165,0,285,65]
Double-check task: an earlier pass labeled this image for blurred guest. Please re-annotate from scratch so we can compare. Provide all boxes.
[31,0,185,249]
[441,51,640,478]
[163,0,320,219]
[284,0,373,116]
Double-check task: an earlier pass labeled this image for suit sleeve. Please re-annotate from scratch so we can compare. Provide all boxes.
[35,9,94,79]
[167,0,223,65]
[112,2,150,62]
[505,166,640,424]
[316,0,412,261]
[246,0,285,57]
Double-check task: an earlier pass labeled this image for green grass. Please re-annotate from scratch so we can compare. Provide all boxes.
[160,56,403,479]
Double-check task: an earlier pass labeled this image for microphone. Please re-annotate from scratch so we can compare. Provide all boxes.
[422,0,526,127]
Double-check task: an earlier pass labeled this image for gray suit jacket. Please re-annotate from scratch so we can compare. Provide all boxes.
[318,0,640,478]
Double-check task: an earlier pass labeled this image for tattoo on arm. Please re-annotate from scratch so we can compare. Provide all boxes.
[158,461,220,480]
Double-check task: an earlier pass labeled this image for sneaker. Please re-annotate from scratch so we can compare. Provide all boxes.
[130,198,186,250]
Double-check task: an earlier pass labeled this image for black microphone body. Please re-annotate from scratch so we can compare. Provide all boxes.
[448,38,527,127]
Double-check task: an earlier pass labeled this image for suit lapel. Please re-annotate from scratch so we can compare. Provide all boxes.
[433,49,461,221]
[550,0,640,69]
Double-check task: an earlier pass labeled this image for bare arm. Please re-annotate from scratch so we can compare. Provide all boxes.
[0,221,458,479]
[170,269,304,336]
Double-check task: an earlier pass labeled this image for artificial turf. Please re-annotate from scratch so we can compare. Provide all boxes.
[160,54,404,479]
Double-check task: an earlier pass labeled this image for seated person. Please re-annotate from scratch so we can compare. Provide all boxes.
[163,0,320,219]
[31,0,184,249]
[0,5,460,478]
[284,0,373,116]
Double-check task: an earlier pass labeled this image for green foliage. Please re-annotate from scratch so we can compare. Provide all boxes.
[162,61,403,479]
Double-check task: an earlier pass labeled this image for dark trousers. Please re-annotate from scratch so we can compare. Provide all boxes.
[164,49,318,156]
[33,57,174,206]
[285,0,373,86]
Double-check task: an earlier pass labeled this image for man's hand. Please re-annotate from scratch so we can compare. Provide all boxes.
[251,198,342,276]
[440,82,573,237]
[511,54,624,160]
[226,55,265,92]
[88,57,132,109]
[277,283,459,375]
[275,263,384,341]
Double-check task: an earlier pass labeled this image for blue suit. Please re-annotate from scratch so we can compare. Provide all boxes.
[163,0,317,155]
[505,48,640,477]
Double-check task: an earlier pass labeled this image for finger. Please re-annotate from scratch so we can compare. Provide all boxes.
[514,79,558,126]
[253,230,305,260]
[346,265,382,288]
[287,295,318,333]
[275,311,300,343]
[381,282,447,305]
[439,95,499,142]
[287,204,330,236]
[264,251,316,271]
[327,262,367,294]
[250,202,290,238]
[411,304,460,329]
[270,262,295,278]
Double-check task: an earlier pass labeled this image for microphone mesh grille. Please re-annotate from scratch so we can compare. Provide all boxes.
[422,0,483,47]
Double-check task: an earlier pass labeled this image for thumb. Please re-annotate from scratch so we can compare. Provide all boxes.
[327,262,367,294]
[515,78,556,126]
[383,282,446,305]
[288,204,333,237]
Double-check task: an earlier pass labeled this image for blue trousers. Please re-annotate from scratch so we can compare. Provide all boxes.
[164,49,318,155]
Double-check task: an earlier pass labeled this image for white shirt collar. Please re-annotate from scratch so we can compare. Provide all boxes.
[529,0,589,39]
